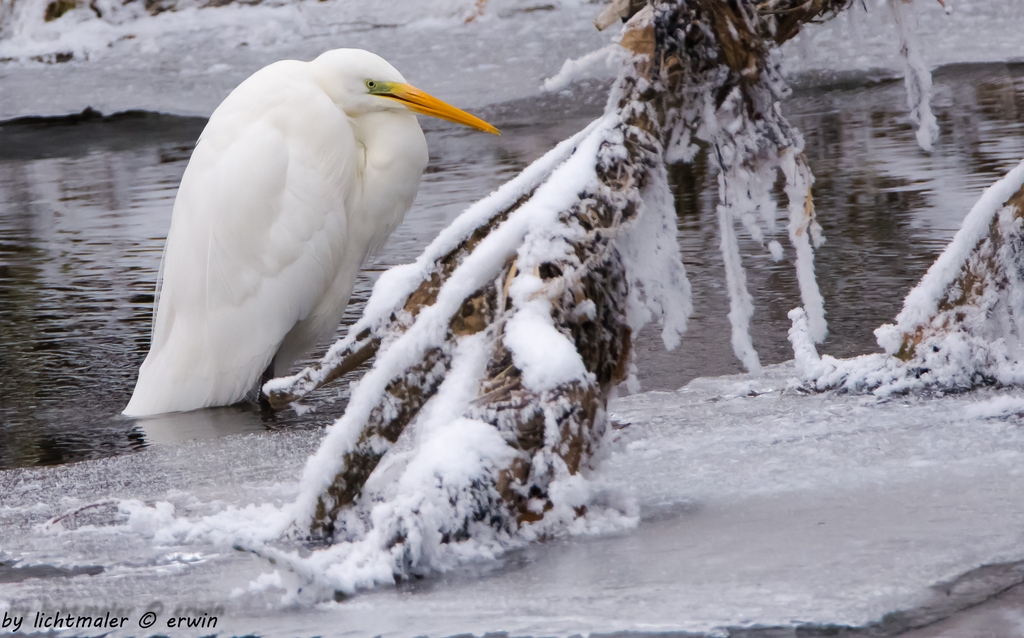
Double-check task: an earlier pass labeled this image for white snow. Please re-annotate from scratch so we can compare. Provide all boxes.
[781,0,1024,81]
[504,285,590,392]
[787,306,821,377]
[541,44,628,94]
[0,0,612,120]
[964,394,1024,419]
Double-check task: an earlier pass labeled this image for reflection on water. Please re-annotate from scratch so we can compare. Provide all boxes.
[1,65,1023,469]
[0,89,606,468]
[636,62,1024,390]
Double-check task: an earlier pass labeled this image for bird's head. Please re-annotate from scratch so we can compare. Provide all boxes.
[310,48,500,135]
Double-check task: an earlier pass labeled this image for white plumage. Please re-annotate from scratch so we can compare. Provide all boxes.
[125,49,498,416]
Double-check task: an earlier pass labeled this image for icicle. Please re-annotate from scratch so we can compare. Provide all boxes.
[787,307,822,378]
[888,0,939,152]
[754,163,780,239]
[620,161,693,353]
[781,153,828,343]
[718,196,762,373]
[736,162,783,255]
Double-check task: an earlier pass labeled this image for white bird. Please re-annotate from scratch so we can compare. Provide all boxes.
[124,48,499,417]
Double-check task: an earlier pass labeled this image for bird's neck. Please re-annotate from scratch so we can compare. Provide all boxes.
[349,110,426,175]
[346,110,429,250]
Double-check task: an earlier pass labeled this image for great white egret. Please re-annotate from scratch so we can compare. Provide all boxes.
[124,49,499,417]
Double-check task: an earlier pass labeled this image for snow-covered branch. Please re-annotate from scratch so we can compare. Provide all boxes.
[790,161,1024,394]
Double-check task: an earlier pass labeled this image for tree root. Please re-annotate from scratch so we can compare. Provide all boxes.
[266,0,856,542]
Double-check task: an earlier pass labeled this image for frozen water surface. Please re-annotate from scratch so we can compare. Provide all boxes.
[5,366,1024,636]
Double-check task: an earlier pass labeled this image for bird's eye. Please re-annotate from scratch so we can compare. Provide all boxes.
[365,80,377,90]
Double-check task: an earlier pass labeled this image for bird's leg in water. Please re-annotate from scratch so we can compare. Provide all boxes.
[258,358,276,410]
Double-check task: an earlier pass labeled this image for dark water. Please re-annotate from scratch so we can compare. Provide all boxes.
[2,64,1023,470]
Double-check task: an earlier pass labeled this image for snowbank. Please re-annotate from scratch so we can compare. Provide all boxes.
[3,0,1024,120]
[0,0,610,119]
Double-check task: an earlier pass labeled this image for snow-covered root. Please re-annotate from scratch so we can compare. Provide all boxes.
[889,0,940,152]
[265,109,669,594]
[790,160,1024,395]
[287,110,647,534]
[267,8,687,584]
[255,0,860,599]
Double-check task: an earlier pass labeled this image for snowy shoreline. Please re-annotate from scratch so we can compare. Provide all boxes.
[1,0,1023,121]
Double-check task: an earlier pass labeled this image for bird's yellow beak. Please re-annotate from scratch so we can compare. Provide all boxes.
[372,82,501,135]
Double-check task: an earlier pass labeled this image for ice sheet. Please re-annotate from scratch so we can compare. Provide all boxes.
[4,364,1024,636]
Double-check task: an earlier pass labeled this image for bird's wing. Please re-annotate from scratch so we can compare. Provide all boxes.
[125,63,359,416]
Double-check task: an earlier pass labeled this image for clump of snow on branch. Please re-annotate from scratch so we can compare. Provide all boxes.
[542,44,629,93]
[888,0,940,152]
[789,160,1024,395]
[264,335,523,597]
